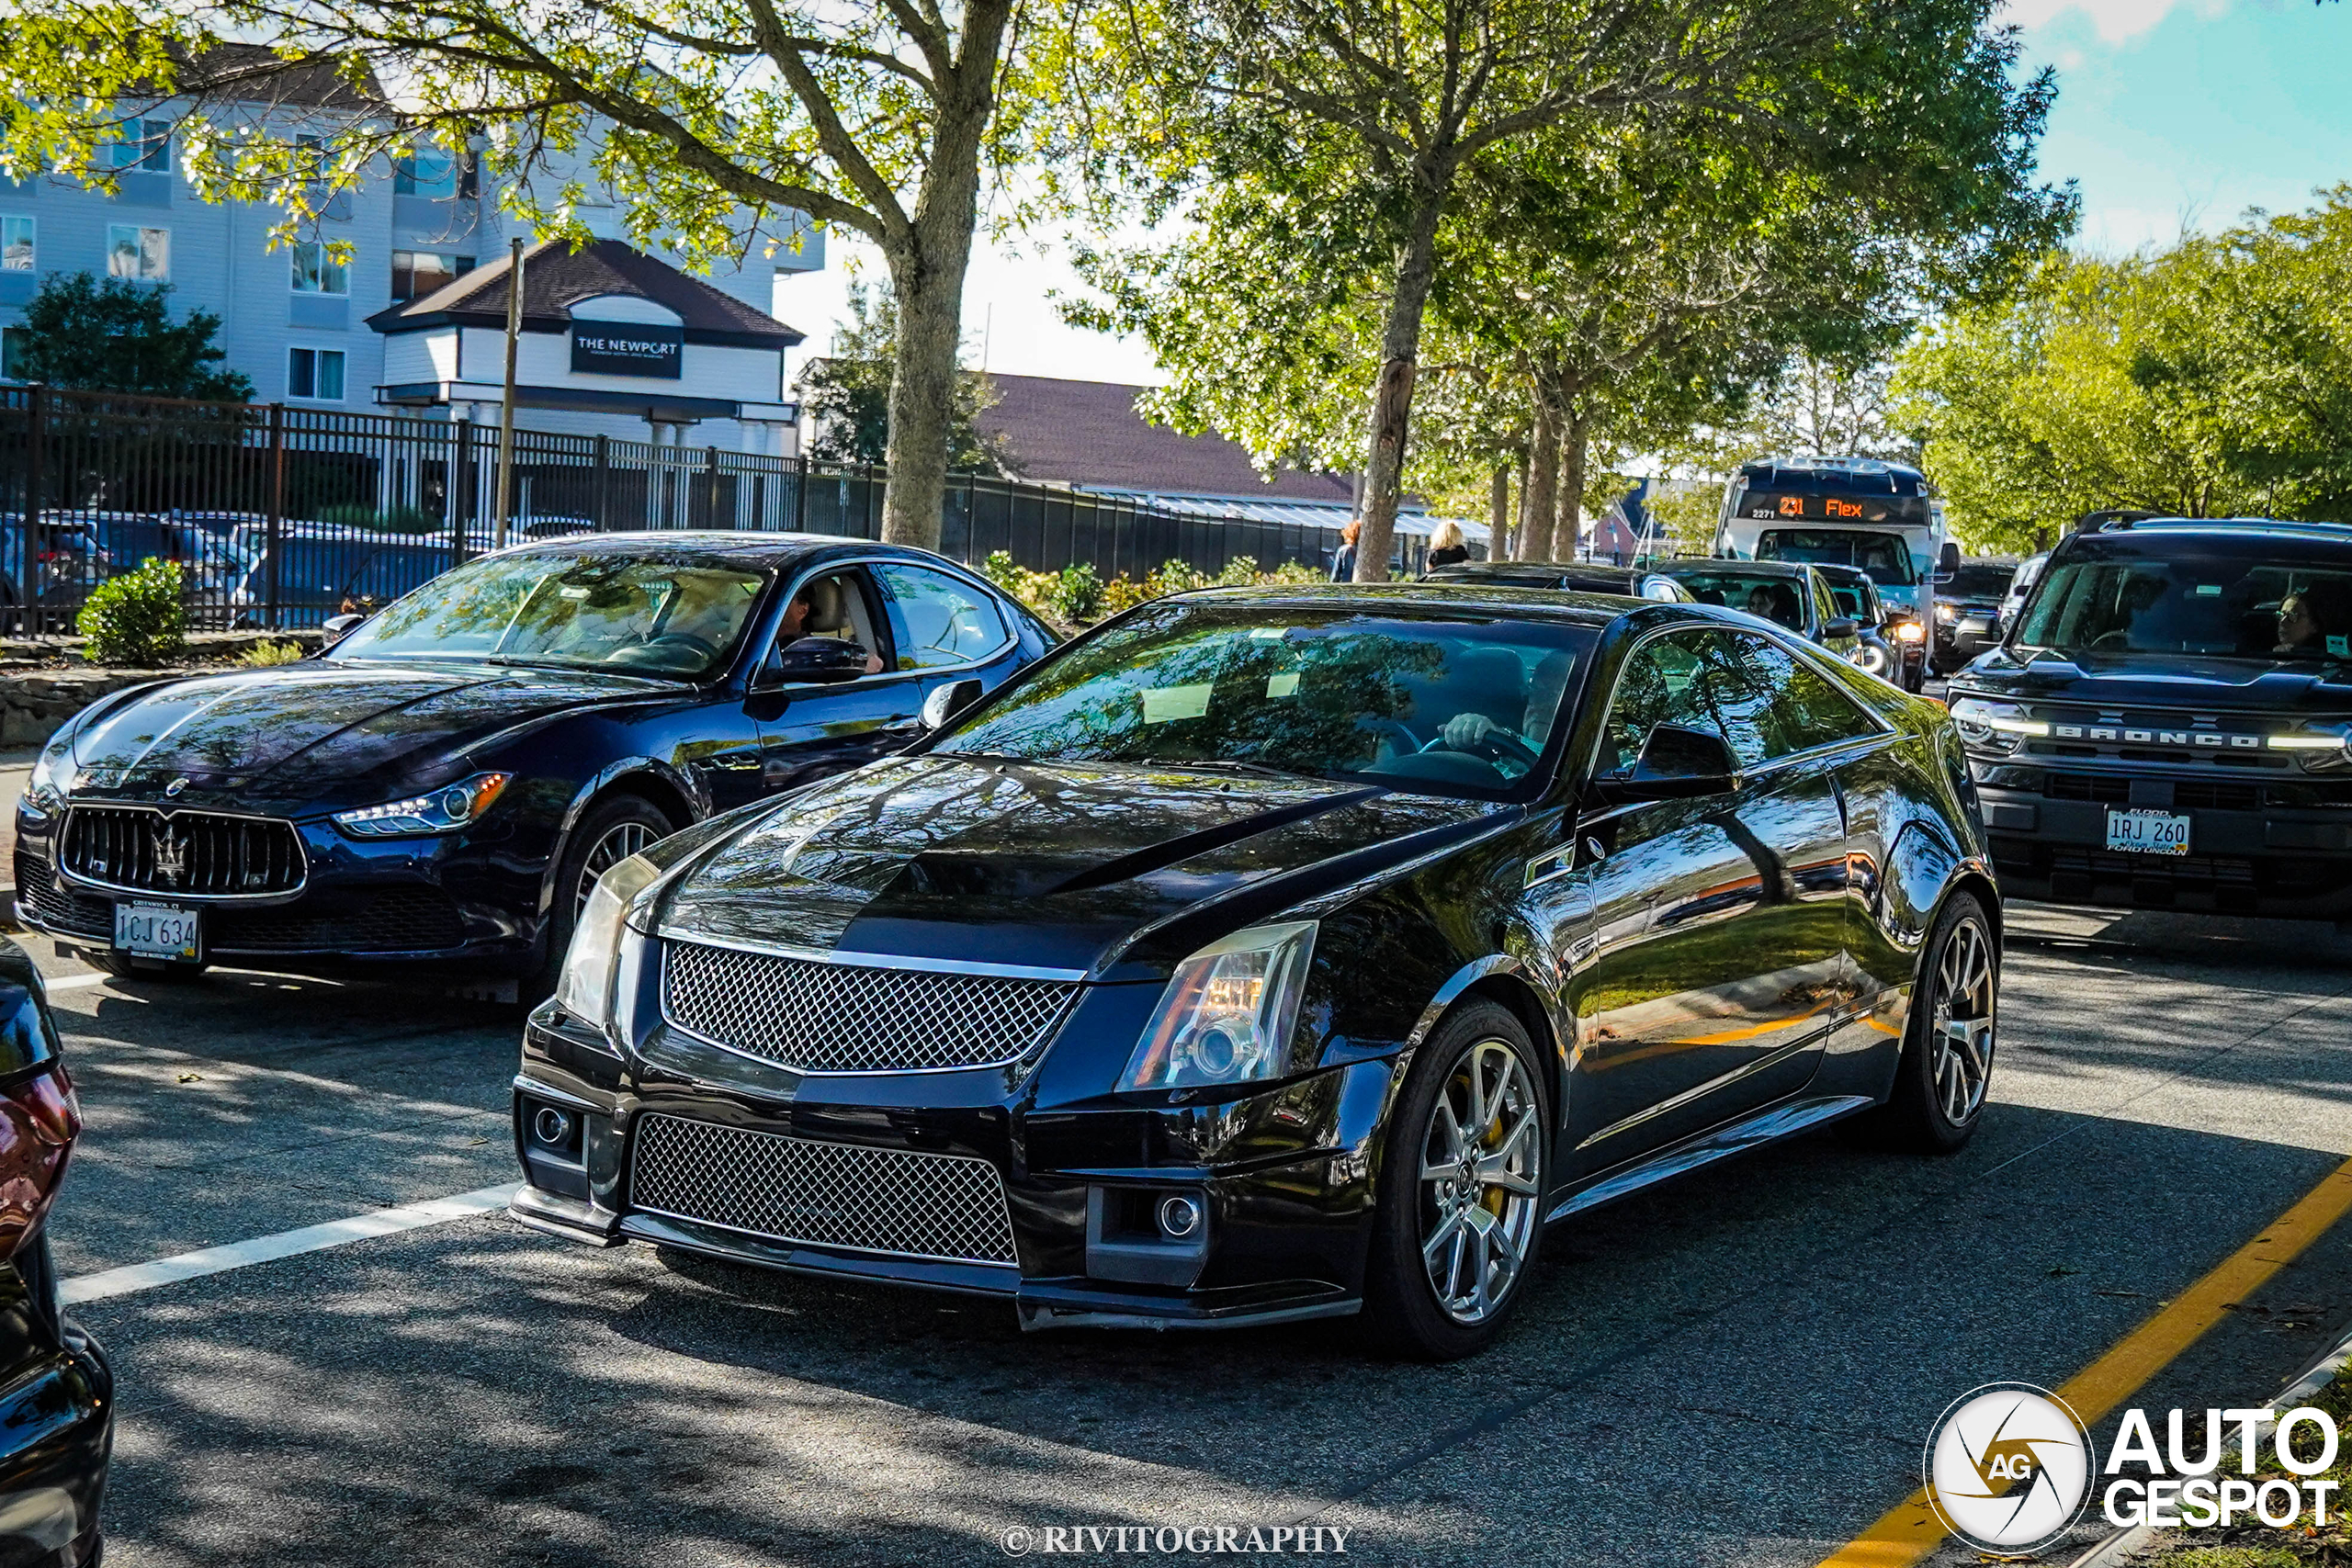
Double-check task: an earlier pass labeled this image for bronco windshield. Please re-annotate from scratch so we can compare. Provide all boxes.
[936,599,1597,799]
[2014,535,2352,662]
[331,552,769,678]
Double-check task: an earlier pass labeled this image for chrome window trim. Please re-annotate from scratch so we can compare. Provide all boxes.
[53,802,311,902]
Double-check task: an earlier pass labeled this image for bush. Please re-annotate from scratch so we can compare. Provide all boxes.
[1044,562,1103,623]
[235,639,306,668]
[983,548,1330,628]
[77,557,187,667]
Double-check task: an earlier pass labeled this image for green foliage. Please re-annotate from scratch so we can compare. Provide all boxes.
[10,273,252,401]
[76,558,187,667]
[234,639,306,667]
[1895,188,2352,549]
[798,279,1002,472]
[983,549,1325,626]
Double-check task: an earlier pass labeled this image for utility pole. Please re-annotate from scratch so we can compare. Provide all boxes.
[493,235,526,550]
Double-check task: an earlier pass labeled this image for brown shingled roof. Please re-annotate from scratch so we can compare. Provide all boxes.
[977,374,1353,502]
[178,43,384,109]
[367,237,803,349]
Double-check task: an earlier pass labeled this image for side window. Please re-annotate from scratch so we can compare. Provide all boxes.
[1599,629,1757,774]
[772,567,888,671]
[872,563,1010,671]
[1736,636,1884,757]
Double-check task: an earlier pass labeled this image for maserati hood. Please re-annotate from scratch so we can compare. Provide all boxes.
[63,659,679,807]
[655,754,1497,975]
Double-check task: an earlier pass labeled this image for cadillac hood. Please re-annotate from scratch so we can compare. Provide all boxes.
[653,754,1500,976]
[61,659,682,809]
[1957,647,2352,718]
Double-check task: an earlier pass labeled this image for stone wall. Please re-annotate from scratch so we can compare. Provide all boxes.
[0,631,326,748]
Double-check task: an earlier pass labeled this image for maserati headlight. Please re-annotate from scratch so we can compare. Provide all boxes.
[2268,723,2352,773]
[1948,696,2048,756]
[554,852,661,1030]
[333,772,512,837]
[1118,920,1317,1091]
[22,744,70,818]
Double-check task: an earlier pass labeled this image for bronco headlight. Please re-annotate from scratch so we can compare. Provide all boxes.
[1948,696,2048,756]
[2268,724,2352,773]
[333,771,512,837]
[1118,920,1317,1091]
[554,852,660,1030]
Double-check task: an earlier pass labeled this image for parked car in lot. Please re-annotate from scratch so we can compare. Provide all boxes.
[1931,558,2018,674]
[1420,559,1695,602]
[512,583,1999,1358]
[1949,516,2352,917]
[1649,558,1863,664]
[1815,561,1926,692]
[15,532,1052,997]
[0,941,110,1568]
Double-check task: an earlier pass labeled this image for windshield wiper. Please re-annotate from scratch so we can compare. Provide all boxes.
[1165,758,1321,782]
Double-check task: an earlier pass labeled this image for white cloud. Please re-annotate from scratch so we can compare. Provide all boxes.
[1999,0,2231,44]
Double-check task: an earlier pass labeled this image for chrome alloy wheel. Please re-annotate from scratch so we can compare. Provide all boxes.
[1418,1039,1543,1325]
[575,820,655,918]
[1929,913,1997,1125]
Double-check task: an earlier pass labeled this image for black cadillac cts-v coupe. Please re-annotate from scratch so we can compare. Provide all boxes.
[513,585,2001,1357]
[13,532,1049,997]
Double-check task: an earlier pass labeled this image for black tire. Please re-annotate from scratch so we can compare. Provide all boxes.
[526,794,676,1002]
[1855,891,1998,1154]
[1360,1000,1550,1360]
[85,951,209,982]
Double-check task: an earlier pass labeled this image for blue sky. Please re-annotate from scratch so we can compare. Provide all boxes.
[775,1,2352,389]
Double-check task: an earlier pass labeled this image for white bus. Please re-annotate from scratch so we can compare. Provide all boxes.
[1712,456,1957,624]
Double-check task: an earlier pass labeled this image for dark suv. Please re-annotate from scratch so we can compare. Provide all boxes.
[1931,558,2018,674]
[1947,518,2352,919]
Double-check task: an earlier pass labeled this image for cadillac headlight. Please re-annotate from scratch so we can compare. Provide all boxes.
[2268,723,2352,773]
[1118,920,1317,1091]
[333,772,512,837]
[1948,696,2048,756]
[554,852,660,1030]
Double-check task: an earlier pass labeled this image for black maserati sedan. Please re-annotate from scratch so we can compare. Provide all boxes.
[511,583,1999,1358]
[15,533,1051,997]
[1422,559,1695,603]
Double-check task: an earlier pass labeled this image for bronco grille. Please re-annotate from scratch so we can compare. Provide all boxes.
[60,807,304,897]
[661,940,1076,1074]
[628,1113,1019,1266]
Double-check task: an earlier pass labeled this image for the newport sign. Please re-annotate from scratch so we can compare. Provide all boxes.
[570,321,684,379]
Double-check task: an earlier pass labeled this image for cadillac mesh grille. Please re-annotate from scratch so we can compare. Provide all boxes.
[628,1113,1018,1266]
[662,941,1075,1073]
[60,807,304,897]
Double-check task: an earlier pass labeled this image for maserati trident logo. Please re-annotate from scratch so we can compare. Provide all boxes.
[152,825,189,889]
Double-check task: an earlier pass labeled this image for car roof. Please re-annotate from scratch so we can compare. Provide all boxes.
[1181,581,1679,629]
[1811,562,1871,583]
[486,530,971,572]
[1653,557,1814,580]
[2077,516,2352,543]
[1426,561,1652,591]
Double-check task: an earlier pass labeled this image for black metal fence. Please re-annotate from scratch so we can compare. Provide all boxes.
[0,384,1363,631]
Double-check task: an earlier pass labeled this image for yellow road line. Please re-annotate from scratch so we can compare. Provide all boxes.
[1815,1153,2352,1568]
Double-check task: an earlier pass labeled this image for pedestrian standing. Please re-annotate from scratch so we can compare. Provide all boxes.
[1427,520,1470,569]
[1330,520,1362,582]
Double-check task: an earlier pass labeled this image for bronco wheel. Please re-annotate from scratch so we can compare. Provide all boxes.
[1863,891,1997,1154]
[526,795,675,1002]
[1362,1000,1548,1359]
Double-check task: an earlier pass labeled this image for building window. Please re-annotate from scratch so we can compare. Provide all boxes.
[290,240,349,295]
[0,326,27,381]
[106,224,169,281]
[288,347,345,401]
[393,148,475,199]
[0,217,30,272]
[104,118,172,174]
[390,249,474,303]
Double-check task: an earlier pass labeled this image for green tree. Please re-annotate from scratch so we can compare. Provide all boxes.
[0,6,1039,549]
[797,277,1002,470]
[10,272,253,400]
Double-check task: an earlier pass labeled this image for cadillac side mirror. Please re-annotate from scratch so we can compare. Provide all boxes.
[922,676,985,731]
[320,612,368,644]
[1596,724,1741,804]
[1823,616,1860,640]
[762,636,866,687]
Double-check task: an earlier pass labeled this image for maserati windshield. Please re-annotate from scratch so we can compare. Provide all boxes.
[332,553,769,677]
[937,601,1596,799]
[2014,536,2352,661]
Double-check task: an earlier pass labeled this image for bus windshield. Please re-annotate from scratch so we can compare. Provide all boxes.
[1756,528,1917,585]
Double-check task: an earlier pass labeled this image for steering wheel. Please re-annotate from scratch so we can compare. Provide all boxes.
[611,632,719,665]
[1425,729,1541,769]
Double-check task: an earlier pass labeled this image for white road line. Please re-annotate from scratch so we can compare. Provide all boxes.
[62,1182,520,1305]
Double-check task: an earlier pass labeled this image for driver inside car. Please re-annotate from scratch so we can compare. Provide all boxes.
[780,575,885,675]
[1436,650,1578,757]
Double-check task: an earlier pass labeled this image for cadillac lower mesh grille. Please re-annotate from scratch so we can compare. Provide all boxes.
[662,941,1075,1073]
[61,807,304,897]
[628,1113,1018,1265]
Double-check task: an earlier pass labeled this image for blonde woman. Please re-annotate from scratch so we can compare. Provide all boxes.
[1427,519,1470,569]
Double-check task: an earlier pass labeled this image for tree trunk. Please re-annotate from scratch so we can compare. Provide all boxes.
[1522,393,1560,563]
[1488,465,1510,562]
[1351,193,1445,581]
[1556,402,1589,562]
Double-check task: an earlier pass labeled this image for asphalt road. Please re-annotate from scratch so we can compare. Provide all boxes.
[25,904,2352,1567]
